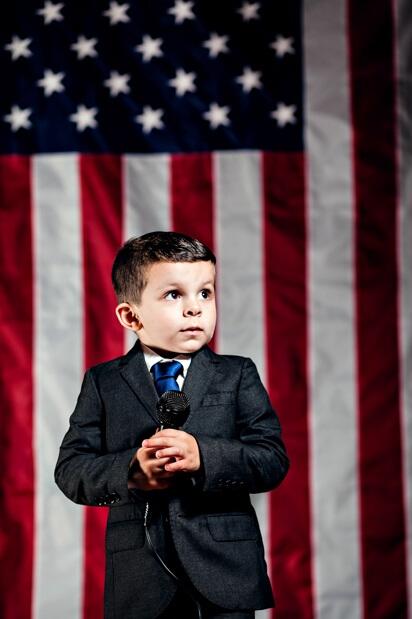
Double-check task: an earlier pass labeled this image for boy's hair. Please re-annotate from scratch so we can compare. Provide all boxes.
[112,231,216,304]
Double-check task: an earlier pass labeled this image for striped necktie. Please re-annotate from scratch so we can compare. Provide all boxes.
[150,360,183,396]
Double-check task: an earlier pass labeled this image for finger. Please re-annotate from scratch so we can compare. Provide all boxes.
[147,468,176,480]
[143,437,177,449]
[138,446,158,456]
[155,447,183,459]
[147,456,173,469]
[164,459,193,473]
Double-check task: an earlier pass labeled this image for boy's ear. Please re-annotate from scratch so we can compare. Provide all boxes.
[115,303,142,331]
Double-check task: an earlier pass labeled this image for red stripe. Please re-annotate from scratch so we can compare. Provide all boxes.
[170,153,217,350]
[262,152,314,618]
[0,156,34,619]
[171,153,214,251]
[348,2,408,617]
[80,155,124,619]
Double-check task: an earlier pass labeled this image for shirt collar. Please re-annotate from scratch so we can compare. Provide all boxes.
[141,342,192,378]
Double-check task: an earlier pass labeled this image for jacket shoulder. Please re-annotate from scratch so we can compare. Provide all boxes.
[204,347,252,368]
[85,342,138,378]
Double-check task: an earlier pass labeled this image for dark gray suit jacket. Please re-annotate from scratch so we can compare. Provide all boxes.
[55,341,289,619]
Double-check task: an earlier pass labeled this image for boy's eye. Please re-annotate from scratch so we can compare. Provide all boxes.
[165,290,180,300]
[200,288,212,299]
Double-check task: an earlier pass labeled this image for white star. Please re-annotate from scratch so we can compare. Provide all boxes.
[169,68,196,96]
[37,2,64,24]
[236,67,262,93]
[271,103,297,127]
[4,105,32,131]
[70,105,98,131]
[168,1,195,24]
[103,2,130,25]
[104,71,130,96]
[37,69,65,96]
[271,35,295,58]
[203,103,230,129]
[136,106,164,134]
[238,2,260,21]
[71,35,98,59]
[203,33,229,58]
[5,36,32,60]
[135,35,163,62]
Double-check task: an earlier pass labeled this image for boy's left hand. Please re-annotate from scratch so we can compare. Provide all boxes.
[142,429,200,473]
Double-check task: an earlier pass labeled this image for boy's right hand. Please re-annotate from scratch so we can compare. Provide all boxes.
[128,444,176,491]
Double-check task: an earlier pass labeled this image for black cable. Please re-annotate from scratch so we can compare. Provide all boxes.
[144,502,203,619]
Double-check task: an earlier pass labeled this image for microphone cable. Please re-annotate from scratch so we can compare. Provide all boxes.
[144,501,203,619]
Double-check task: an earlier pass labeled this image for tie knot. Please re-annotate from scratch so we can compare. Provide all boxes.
[151,360,183,396]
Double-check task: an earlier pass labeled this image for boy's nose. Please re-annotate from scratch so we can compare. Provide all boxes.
[184,302,201,316]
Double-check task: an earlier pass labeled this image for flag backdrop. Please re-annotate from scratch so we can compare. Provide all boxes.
[1,1,411,618]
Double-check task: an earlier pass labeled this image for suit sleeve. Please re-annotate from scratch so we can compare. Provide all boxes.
[194,357,289,494]
[54,369,136,507]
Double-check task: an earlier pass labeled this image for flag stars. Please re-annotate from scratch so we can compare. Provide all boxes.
[238,2,260,21]
[203,33,229,58]
[103,2,130,25]
[169,69,196,96]
[203,103,230,129]
[104,71,130,96]
[5,36,32,60]
[271,35,295,58]
[4,105,32,131]
[168,1,195,24]
[37,2,64,24]
[236,67,262,93]
[70,105,98,131]
[71,36,98,59]
[136,35,163,62]
[136,106,164,133]
[271,103,297,127]
[37,69,65,96]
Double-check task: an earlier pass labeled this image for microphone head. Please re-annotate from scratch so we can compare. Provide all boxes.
[156,391,190,429]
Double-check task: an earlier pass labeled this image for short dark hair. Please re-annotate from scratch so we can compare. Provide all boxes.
[112,231,216,303]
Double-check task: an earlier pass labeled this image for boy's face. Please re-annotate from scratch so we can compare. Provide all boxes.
[132,260,216,357]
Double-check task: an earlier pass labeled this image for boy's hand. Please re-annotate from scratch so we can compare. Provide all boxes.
[142,429,201,473]
[128,443,176,491]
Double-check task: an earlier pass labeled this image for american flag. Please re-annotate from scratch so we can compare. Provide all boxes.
[0,1,411,618]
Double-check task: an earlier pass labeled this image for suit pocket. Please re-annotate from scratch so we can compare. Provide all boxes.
[207,513,258,541]
[202,392,235,407]
[106,520,144,552]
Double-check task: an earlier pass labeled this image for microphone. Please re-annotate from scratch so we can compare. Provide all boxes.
[156,391,190,430]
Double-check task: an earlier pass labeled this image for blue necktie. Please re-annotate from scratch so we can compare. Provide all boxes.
[151,360,183,396]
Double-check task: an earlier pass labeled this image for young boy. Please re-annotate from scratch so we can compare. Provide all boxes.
[55,231,289,619]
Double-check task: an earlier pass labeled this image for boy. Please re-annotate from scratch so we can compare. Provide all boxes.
[55,231,289,619]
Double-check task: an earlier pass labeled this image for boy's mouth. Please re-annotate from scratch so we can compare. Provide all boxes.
[181,326,202,332]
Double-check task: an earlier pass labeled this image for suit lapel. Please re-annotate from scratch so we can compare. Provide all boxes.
[182,346,220,428]
[119,340,158,423]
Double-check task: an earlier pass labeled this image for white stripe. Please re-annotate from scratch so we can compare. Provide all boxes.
[395,2,412,616]
[32,155,84,619]
[303,3,363,618]
[123,154,171,351]
[214,151,269,619]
